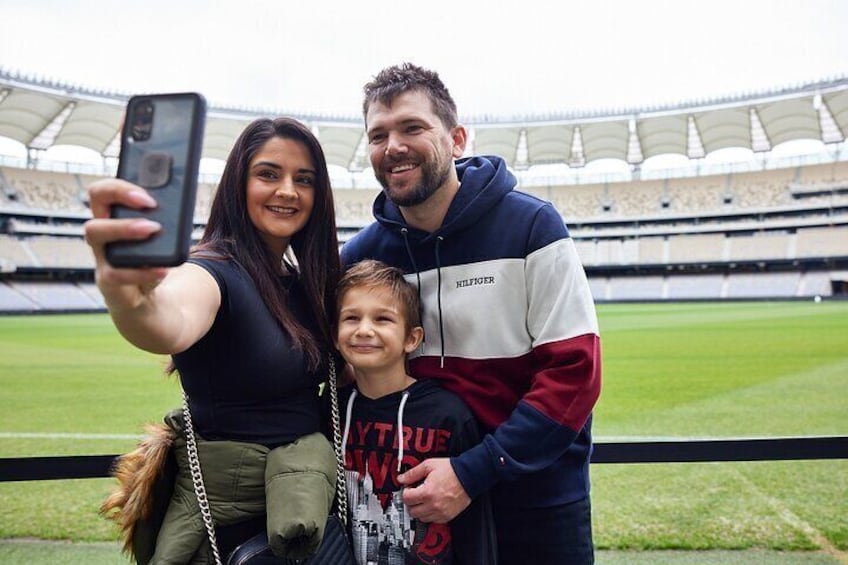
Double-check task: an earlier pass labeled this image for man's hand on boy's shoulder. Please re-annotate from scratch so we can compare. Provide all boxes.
[398,458,471,524]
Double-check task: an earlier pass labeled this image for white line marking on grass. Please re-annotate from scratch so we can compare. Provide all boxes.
[594,435,801,442]
[0,432,140,440]
[595,435,689,441]
[731,467,848,565]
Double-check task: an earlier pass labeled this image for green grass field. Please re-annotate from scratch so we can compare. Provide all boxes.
[1,302,847,562]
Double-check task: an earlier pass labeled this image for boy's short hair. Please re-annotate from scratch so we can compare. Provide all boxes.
[337,259,421,331]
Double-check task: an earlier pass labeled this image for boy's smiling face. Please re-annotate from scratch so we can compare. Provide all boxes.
[336,285,423,379]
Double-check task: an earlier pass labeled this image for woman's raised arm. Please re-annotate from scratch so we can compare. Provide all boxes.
[84,178,219,354]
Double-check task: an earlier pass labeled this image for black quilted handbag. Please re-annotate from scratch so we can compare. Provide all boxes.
[226,514,353,565]
[183,357,355,565]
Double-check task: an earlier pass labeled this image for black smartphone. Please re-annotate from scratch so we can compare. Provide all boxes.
[105,92,206,267]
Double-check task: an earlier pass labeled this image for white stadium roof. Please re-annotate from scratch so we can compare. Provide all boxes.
[1,67,846,172]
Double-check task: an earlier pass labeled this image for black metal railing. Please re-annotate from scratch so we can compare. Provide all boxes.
[1,436,846,482]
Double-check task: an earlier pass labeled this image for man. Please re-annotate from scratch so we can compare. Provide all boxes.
[340,62,601,565]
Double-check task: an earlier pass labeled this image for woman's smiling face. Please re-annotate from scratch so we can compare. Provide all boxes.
[245,136,316,256]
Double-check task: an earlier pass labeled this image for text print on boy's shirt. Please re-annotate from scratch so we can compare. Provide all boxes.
[345,417,453,562]
[347,419,451,501]
[340,379,493,564]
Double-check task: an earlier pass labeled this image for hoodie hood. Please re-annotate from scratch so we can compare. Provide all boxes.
[348,378,445,407]
[372,155,516,240]
[365,155,517,368]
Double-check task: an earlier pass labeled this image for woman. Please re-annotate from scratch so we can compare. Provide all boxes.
[88,117,341,564]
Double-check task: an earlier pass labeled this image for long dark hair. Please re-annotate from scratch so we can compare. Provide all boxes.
[196,117,340,370]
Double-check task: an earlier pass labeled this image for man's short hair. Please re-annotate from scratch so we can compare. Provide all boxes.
[362,62,458,130]
[337,259,422,331]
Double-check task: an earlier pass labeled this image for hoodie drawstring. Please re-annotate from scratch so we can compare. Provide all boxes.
[400,228,424,334]
[341,388,411,475]
[401,228,447,368]
[396,391,410,472]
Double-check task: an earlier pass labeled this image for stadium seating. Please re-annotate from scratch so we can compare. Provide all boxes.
[637,237,667,265]
[1,158,847,310]
[1,167,87,212]
[6,280,102,310]
[333,187,381,227]
[667,175,729,213]
[607,275,665,301]
[26,236,93,269]
[724,272,802,298]
[666,274,725,300]
[727,232,790,262]
[194,182,217,220]
[0,281,37,310]
[667,233,726,264]
[794,226,848,258]
[0,234,37,267]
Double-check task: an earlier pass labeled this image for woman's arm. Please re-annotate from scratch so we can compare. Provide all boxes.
[84,178,220,354]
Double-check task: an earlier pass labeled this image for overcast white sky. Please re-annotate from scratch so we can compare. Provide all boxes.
[2,0,846,119]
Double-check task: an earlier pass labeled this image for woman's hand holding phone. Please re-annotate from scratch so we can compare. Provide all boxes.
[84,179,169,306]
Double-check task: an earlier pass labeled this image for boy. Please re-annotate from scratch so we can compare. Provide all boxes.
[335,259,497,564]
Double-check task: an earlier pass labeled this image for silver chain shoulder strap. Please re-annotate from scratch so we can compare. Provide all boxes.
[183,389,224,565]
[182,355,347,565]
[327,356,348,525]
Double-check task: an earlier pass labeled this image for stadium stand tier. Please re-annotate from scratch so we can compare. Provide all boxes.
[2,159,847,311]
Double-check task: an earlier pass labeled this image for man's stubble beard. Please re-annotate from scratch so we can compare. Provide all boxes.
[378,154,453,208]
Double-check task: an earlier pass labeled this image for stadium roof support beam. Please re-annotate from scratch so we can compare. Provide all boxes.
[749,107,771,153]
[569,126,585,167]
[473,126,523,165]
[514,129,529,170]
[30,101,76,150]
[104,130,121,161]
[816,95,844,144]
[686,116,706,159]
[314,123,367,170]
[348,132,369,172]
[626,118,643,164]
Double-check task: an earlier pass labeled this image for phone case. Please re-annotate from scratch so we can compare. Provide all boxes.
[105,92,206,267]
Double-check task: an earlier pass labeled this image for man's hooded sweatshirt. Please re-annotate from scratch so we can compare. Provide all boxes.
[339,379,497,564]
[340,155,602,510]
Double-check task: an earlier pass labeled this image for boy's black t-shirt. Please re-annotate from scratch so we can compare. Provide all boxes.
[339,378,497,564]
